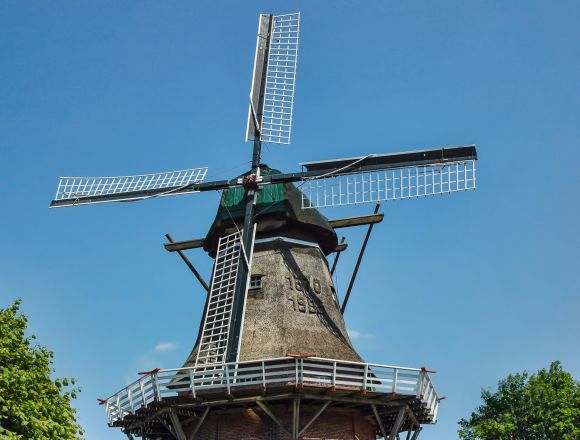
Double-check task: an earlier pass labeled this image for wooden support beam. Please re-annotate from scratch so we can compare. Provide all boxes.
[124,408,169,432]
[169,390,407,412]
[168,410,187,440]
[181,409,209,427]
[187,406,210,440]
[329,213,384,229]
[255,401,292,436]
[164,238,205,252]
[175,392,298,410]
[371,404,387,439]
[158,416,176,439]
[388,407,407,440]
[165,234,209,294]
[405,407,420,430]
[165,235,351,254]
[298,401,331,437]
[292,398,300,438]
[293,392,408,407]
[330,237,346,276]
[334,242,348,253]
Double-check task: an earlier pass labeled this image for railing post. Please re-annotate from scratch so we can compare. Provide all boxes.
[362,364,368,392]
[116,394,122,421]
[417,370,425,397]
[128,387,135,414]
[152,371,161,401]
[189,368,196,398]
[105,400,111,424]
[139,378,146,408]
[423,380,431,406]
[392,368,398,393]
[332,361,336,389]
[225,363,231,395]
[295,358,299,386]
[261,360,266,390]
[300,358,304,386]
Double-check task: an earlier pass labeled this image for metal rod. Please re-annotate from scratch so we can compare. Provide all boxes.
[165,234,209,294]
[341,203,381,314]
[330,236,346,276]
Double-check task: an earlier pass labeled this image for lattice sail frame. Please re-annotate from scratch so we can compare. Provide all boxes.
[52,167,208,206]
[301,160,476,208]
[260,13,301,145]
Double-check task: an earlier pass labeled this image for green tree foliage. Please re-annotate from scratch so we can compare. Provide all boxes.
[458,361,580,440]
[0,299,83,439]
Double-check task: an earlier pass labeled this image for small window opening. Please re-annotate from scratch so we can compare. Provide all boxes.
[250,275,263,290]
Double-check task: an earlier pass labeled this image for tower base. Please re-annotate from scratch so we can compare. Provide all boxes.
[195,407,375,440]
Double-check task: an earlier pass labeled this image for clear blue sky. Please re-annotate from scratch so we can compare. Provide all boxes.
[1,1,579,439]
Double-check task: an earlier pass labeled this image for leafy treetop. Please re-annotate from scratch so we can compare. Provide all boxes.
[0,299,83,439]
[458,361,580,440]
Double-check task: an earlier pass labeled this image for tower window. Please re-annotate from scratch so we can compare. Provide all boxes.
[249,275,263,290]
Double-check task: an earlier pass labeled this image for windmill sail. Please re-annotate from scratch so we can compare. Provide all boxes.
[299,146,477,208]
[246,13,300,145]
[50,167,208,207]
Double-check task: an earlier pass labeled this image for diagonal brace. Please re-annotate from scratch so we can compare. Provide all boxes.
[298,401,331,437]
[168,410,187,440]
[388,406,407,440]
[256,400,292,436]
[371,404,387,439]
[187,406,210,440]
[292,398,300,438]
[158,416,177,439]
[166,233,209,294]
[410,427,422,440]
[341,203,381,314]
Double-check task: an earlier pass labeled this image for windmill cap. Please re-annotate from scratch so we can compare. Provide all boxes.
[204,165,338,256]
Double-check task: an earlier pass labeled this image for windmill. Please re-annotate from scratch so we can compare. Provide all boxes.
[52,13,477,440]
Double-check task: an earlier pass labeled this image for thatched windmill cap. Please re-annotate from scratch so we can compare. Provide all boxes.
[204,165,338,256]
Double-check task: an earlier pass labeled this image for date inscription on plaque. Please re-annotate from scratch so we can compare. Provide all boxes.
[285,275,325,315]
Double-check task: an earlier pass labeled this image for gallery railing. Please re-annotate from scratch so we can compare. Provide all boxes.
[103,356,439,425]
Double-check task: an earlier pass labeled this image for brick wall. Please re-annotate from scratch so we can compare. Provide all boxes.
[193,407,376,440]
